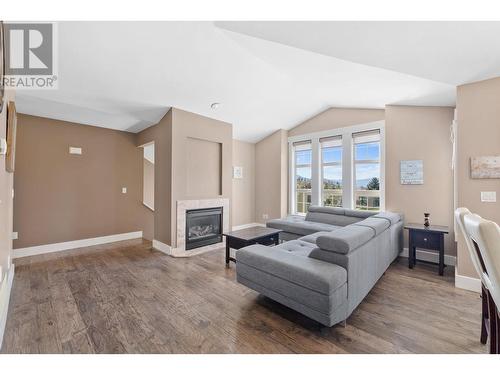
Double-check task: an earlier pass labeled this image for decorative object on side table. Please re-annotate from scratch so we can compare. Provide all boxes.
[404,223,449,276]
[223,226,281,267]
[424,212,430,227]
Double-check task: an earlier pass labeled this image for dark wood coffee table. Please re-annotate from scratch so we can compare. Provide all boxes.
[223,226,282,267]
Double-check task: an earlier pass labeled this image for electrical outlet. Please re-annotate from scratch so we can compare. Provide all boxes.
[122,187,127,194]
[69,147,82,155]
[262,214,269,220]
[12,232,18,240]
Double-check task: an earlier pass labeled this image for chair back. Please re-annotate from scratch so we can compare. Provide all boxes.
[464,213,500,307]
[455,208,487,285]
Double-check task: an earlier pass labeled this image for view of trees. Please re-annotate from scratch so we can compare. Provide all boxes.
[296,175,312,189]
[366,177,380,190]
[298,176,379,210]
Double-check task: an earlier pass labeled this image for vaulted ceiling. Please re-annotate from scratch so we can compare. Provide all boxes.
[16,21,500,142]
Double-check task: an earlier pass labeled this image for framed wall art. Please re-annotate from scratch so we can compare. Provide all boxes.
[400,160,424,185]
[471,156,500,179]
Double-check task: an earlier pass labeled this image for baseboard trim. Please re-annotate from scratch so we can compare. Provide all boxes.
[152,239,171,255]
[12,231,143,259]
[455,269,481,293]
[231,223,265,231]
[0,264,15,351]
[400,247,456,266]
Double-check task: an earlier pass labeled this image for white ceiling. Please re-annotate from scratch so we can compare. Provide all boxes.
[216,21,500,85]
[15,21,500,142]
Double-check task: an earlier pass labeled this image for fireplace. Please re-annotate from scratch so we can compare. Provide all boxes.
[185,207,223,250]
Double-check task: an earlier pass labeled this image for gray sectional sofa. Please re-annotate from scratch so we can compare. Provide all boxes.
[236,206,403,327]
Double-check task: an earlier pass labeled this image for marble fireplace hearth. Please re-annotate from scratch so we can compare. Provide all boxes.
[169,198,230,257]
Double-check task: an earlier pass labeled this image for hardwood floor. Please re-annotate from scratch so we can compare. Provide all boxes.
[1,239,488,354]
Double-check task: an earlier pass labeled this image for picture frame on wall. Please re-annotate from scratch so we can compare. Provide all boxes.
[5,101,17,173]
[0,21,5,114]
[400,160,424,185]
[470,156,500,179]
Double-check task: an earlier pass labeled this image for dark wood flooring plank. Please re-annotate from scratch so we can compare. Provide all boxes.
[1,239,488,354]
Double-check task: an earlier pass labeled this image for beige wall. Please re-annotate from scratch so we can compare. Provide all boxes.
[13,114,152,249]
[137,108,232,247]
[289,107,385,137]
[456,77,500,278]
[143,158,154,210]
[232,140,256,227]
[385,105,455,255]
[186,137,222,197]
[0,88,15,284]
[136,112,173,246]
[170,108,232,246]
[255,129,288,223]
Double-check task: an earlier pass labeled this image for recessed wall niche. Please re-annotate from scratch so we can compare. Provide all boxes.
[186,137,222,197]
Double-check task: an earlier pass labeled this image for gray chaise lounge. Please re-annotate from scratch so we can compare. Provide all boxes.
[236,206,403,327]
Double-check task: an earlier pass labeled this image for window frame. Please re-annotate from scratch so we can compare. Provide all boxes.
[288,121,385,214]
[353,132,382,211]
[320,136,343,208]
[292,140,313,215]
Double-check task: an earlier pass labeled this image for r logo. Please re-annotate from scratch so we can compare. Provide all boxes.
[5,23,53,75]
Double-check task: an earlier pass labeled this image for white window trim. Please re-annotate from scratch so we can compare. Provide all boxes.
[289,120,385,215]
[320,142,342,209]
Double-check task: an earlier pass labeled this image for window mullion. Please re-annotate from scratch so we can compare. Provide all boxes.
[342,135,353,209]
[311,138,321,206]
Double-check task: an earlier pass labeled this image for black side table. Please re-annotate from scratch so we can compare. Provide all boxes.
[404,223,449,276]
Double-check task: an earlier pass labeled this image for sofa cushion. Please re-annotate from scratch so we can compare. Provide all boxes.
[308,247,343,264]
[267,216,340,236]
[316,225,374,254]
[343,209,378,219]
[307,206,345,215]
[373,212,401,225]
[236,242,347,296]
[305,210,362,226]
[352,217,390,236]
[271,239,317,257]
[299,231,333,244]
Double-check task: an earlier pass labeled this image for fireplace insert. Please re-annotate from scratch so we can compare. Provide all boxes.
[185,207,223,250]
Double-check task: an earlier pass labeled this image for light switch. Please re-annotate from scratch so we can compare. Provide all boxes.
[12,232,18,240]
[122,187,127,194]
[481,191,496,202]
[69,147,82,155]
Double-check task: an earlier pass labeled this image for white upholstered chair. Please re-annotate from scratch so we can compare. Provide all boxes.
[455,208,490,345]
[463,213,500,354]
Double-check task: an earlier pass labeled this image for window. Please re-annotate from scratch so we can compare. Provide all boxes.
[289,122,384,214]
[320,136,342,208]
[353,130,381,211]
[293,140,312,214]
[142,142,155,211]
